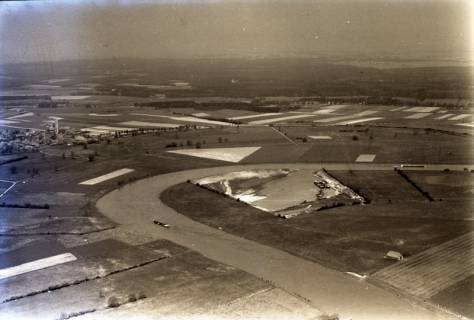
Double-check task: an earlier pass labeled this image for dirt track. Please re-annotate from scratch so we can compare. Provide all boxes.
[97,163,469,320]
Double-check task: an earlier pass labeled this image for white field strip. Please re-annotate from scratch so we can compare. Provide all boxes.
[435,114,454,120]
[314,110,378,123]
[308,136,332,140]
[0,180,16,198]
[448,114,470,121]
[437,110,448,113]
[92,125,135,132]
[131,113,233,126]
[404,107,439,113]
[51,95,90,101]
[335,117,383,125]
[89,113,119,117]
[313,105,348,114]
[404,113,432,119]
[0,119,19,125]
[79,168,134,185]
[456,123,474,128]
[168,147,261,163]
[249,114,316,125]
[6,112,34,120]
[228,113,281,120]
[356,154,376,162]
[172,116,233,126]
[45,78,71,83]
[192,112,210,118]
[313,109,336,115]
[390,106,407,112]
[0,253,77,280]
[270,127,297,145]
[118,121,181,128]
[0,124,45,131]
[80,128,110,135]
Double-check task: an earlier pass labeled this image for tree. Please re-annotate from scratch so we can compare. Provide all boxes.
[195,142,202,149]
[88,154,95,162]
[9,166,17,174]
[218,137,223,143]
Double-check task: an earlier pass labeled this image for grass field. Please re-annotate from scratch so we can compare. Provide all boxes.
[161,181,472,274]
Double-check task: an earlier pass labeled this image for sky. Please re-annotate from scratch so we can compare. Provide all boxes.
[0,0,472,63]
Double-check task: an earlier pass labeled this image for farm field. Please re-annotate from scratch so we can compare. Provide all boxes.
[0,238,319,320]
[372,232,473,319]
[328,170,427,203]
[1,64,473,320]
[402,171,474,201]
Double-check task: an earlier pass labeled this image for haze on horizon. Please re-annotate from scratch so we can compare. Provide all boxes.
[0,0,472,64]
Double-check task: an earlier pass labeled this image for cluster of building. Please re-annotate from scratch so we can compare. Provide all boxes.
[0,128,44,154]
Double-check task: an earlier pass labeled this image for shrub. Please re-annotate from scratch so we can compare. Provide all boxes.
[107,296,120,308]
[352,135,358,141]
[128,293,137,303]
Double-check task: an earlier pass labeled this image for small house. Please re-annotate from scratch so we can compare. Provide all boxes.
[384,250,404,261]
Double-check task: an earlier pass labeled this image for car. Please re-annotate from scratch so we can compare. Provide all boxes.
[153,220,170,228]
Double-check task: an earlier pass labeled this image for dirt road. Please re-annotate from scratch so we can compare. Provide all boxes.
[97,163,467,320]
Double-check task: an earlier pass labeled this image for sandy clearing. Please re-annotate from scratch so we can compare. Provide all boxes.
[168,147,261,163]
[249,114,316,125]
[448,114,470,121]
[118,121,181,128]
[335,117,383,125]
[88,113,119,117]
[228,113,281,120]
[51,96,91,101]
[308,135,332,140]
[404,113,432,119]
[405,107,439,113]
[356,154,376,162]
[0,253,76,280]
[131,113,233,126]
[79,168,135,185]
[314,110,378,123]
[6,112,34,120]
[435,114,453,120]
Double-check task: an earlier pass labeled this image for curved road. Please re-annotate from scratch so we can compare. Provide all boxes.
[97,163,470,320]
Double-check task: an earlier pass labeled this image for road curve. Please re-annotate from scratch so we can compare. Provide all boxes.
[97,163,467,320]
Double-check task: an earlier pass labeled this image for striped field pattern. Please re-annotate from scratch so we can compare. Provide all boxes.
[372,232,474,299]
